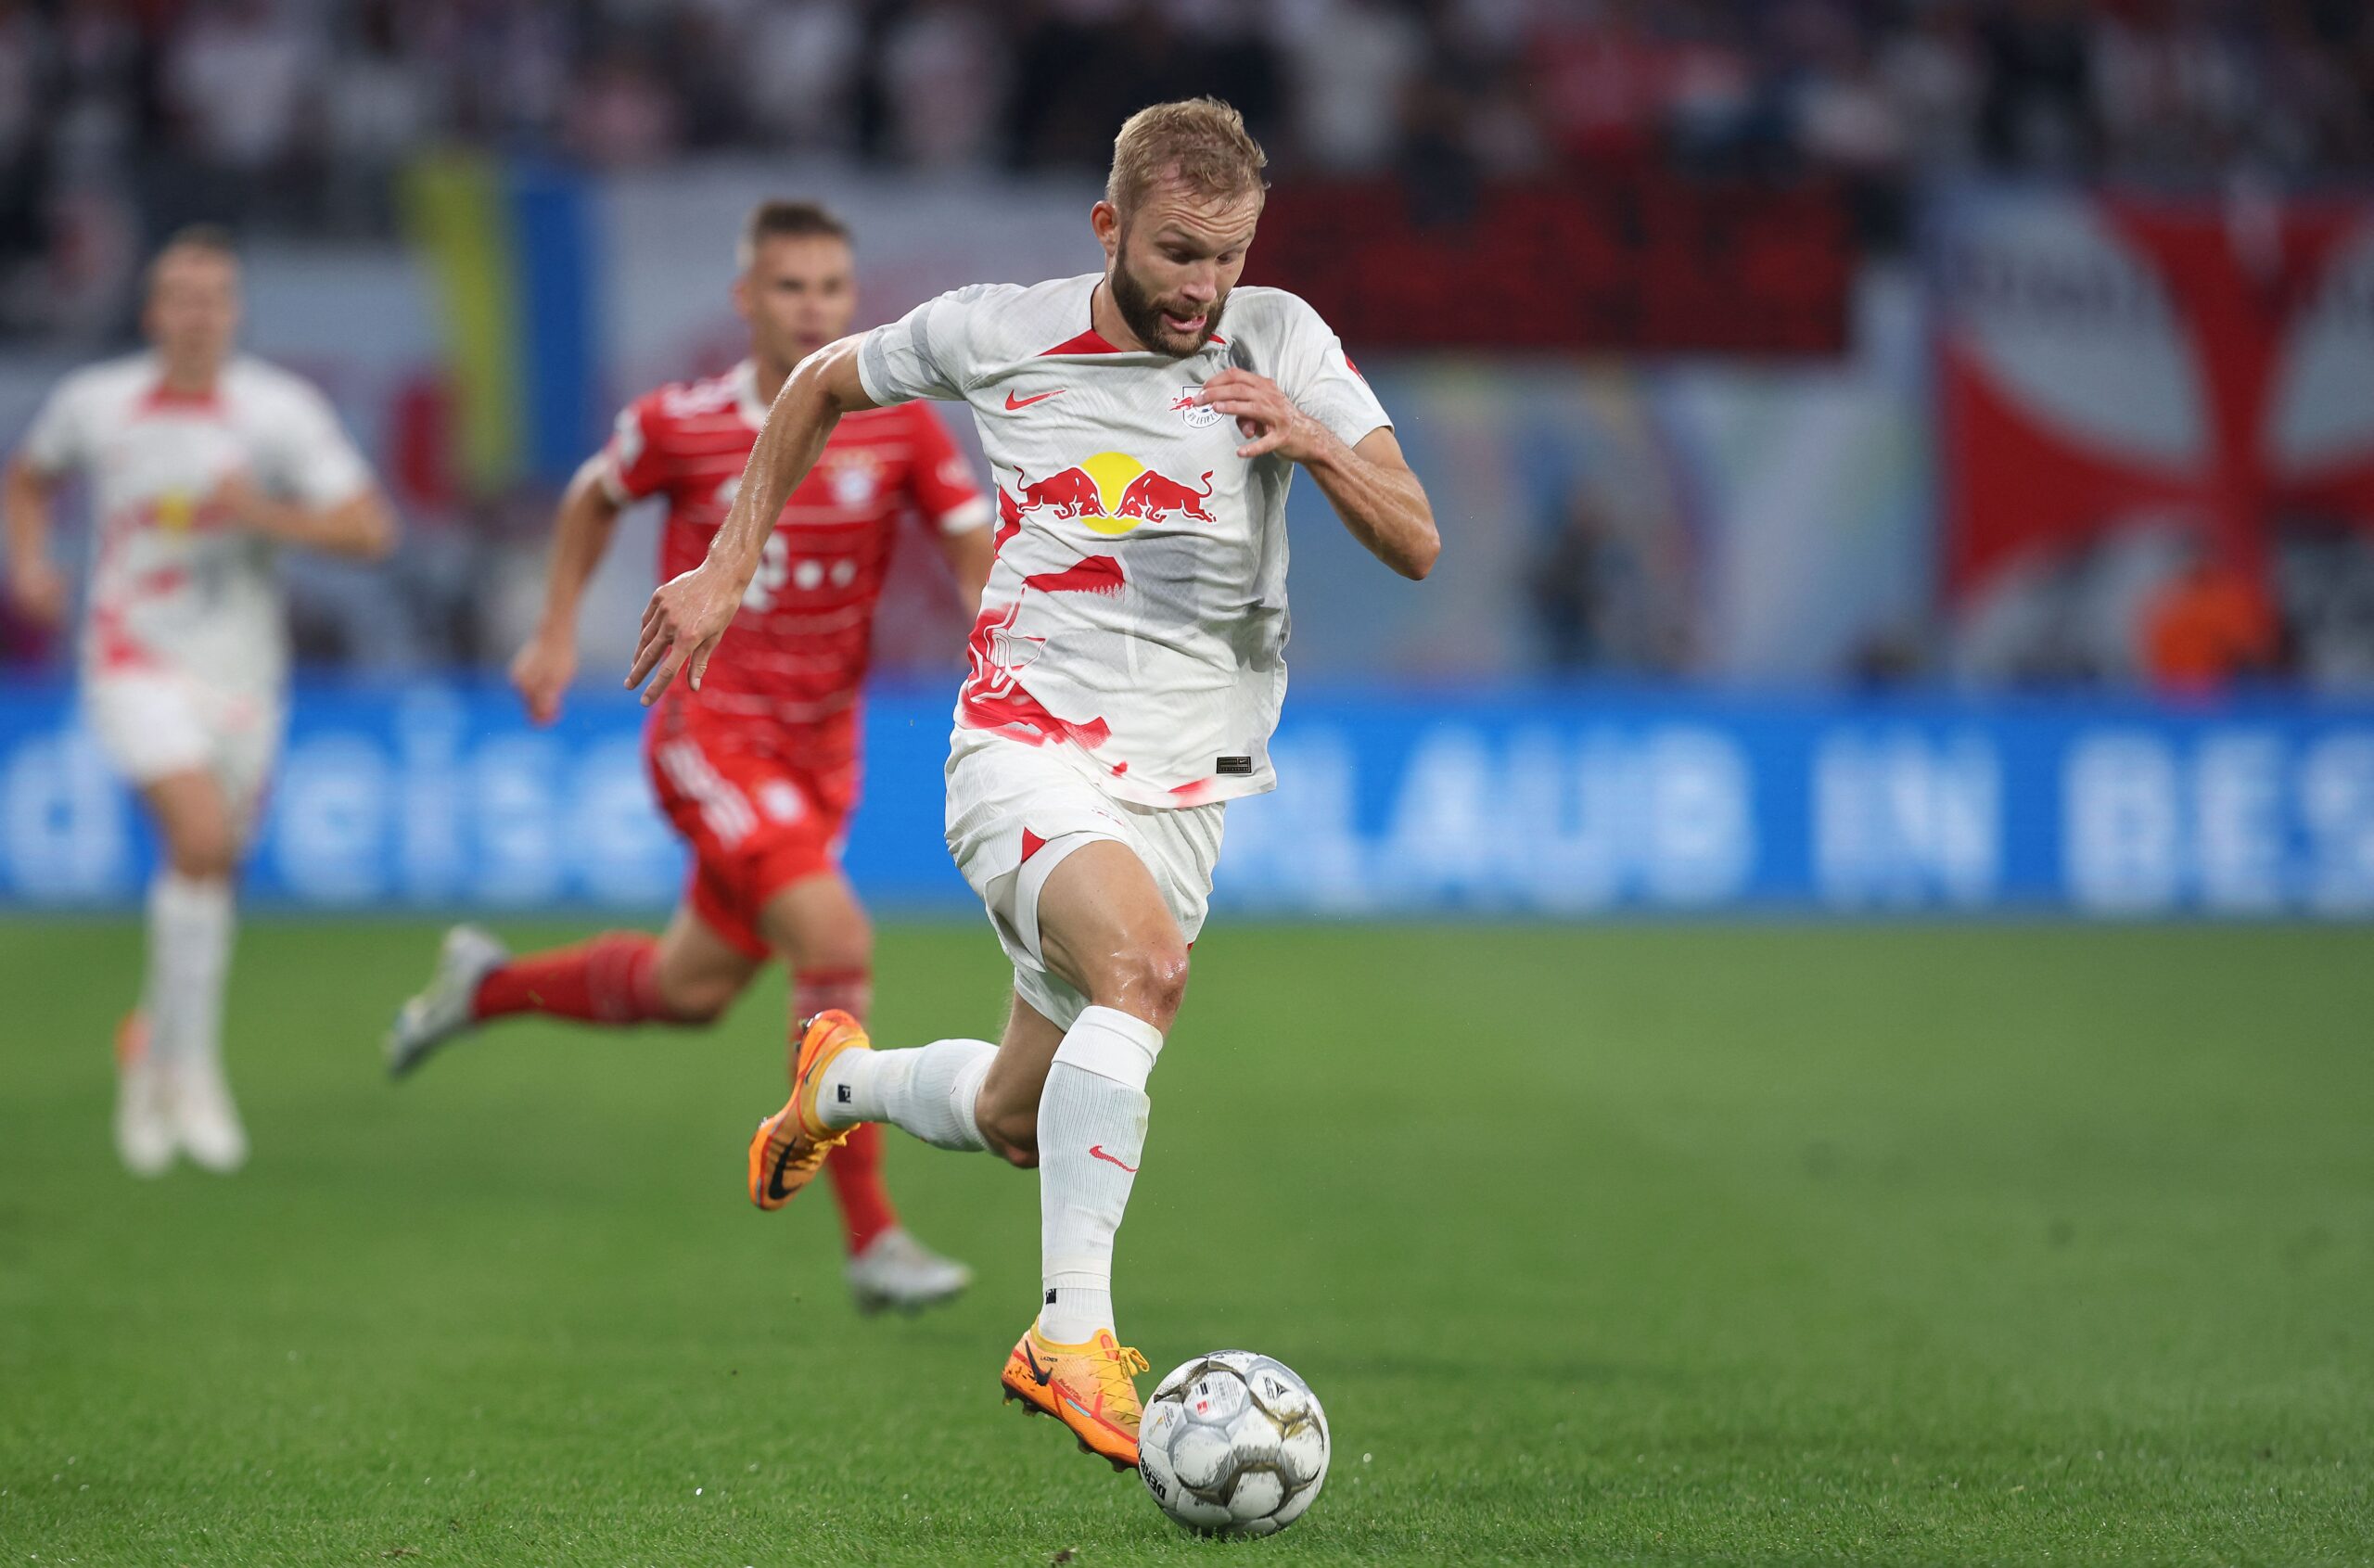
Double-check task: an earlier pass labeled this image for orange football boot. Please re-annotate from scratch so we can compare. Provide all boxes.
[1001,1321,1151,1472]
[746,1009,867,1211]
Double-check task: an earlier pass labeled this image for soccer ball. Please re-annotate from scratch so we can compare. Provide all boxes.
[1137,1350,1329,1536]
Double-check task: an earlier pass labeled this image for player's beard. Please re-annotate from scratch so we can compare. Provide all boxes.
[1110,251,1226,359]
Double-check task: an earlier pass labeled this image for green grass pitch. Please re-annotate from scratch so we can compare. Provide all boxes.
[2,919,2369,1564]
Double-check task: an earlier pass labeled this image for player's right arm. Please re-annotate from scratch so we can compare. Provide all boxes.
[5,372,90,630]
[511,453,627,725]
[629,336,875,702]
[3,454,69,630]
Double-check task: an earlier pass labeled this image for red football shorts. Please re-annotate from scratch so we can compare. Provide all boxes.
[645,723,853,961]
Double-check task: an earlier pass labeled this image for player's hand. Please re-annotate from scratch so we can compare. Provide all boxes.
[1195,369,1328,464]
[510,629,577,726]
[203,471,287,537]
[6,555,68,629]
[627,561,735,705]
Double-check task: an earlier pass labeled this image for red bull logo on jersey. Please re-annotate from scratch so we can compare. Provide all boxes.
[123,490,230,535]
[1013,451,1217,537]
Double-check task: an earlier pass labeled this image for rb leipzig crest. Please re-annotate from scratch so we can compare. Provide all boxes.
[1176,385,1224,430]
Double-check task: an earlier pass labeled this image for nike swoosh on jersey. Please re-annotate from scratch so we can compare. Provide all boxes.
[1004,389,1066,410]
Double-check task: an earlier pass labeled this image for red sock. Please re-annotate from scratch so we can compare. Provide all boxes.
[473,933,671,1024]
[798,967,896,1256]
[825,1121,898,1256]
[794,966,873,1028]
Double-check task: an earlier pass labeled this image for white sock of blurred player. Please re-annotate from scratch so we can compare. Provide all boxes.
[147,870,245,1169]
[1033,1006,1161,1342]
[821,1036,997,1151]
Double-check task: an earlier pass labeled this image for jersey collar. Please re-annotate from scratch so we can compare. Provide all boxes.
[140,352,225,414]
[730,360,770,429]
[1051,278,1226,357]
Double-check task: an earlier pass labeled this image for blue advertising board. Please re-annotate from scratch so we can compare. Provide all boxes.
[4,678,2373,918]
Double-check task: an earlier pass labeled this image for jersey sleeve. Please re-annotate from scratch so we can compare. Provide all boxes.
[858,285,989,406]
[902,405,990,533]
[595,391,671,504]
[1272,295,1392,450]
[18,371,94,477]
[268,378,375,506]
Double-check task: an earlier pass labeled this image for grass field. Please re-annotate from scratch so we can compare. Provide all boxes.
[2,919,2370,1565]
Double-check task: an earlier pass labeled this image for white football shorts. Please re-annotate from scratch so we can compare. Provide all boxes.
[84,669,284,827]
[943,728,1225,1031]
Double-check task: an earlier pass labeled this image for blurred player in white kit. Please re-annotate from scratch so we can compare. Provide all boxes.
[3,227,397,1175]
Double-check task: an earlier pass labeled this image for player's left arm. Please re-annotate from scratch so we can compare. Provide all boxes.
[6,372,92,628]
[1196,367,1437,580]
[3,454,70,628]
[210,474,398,561]
[217,380,399,561]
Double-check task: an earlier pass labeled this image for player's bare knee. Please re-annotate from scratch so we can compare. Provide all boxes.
[658,974,737,1026]
[761,878,873,982]
[800,930,872,983]
[1094,942,1190,1031]
[167,826,236,881]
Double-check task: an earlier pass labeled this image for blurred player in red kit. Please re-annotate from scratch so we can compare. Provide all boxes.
[388,201,992,1314]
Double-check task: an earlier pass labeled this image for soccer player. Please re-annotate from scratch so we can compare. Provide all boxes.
[3,226,397,1175]
[387,201,989,1315]
[629,102,1438,1466]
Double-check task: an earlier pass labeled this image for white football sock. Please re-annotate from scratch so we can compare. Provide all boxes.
[1037,1005,1164,1343]
[146,872,235,1071]
[818,1037,996,1152]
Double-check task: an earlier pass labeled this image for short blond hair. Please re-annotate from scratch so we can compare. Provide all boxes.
[147,223,238,294]
[735,199,850,271]
[1105,97,1268,220]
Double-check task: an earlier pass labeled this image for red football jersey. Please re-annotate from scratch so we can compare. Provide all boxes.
[601,359,989,746]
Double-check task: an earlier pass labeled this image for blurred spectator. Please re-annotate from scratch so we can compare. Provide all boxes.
[1531,0,1675,164]
[567,52,683,168]
[2276,519,2374,689]
[1976,0,2098,172]
[879,0,1008,168]
[739,1,862,150]
[0,0,47,280]
[1880,2,1983,171]
[2140,540,2284,695]
[1661,2,1764,172]
[1785,3,1909,175]
[1529,485,1684,676]
[323,2,436,232]
[163,0,318,175]
[1275,0,1425,172]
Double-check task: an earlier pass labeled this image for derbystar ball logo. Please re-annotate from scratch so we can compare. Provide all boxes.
[1013,452,1215,537]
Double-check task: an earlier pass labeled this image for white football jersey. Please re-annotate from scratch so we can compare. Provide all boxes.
[859,274,1390,808]
[20,352,373,696]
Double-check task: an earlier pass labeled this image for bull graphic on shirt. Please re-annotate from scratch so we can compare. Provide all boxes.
[1012,452,1219,537]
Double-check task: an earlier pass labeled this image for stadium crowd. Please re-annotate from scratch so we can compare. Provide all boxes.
[6,0,2374,335]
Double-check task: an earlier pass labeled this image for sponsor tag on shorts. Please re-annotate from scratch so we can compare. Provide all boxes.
[1216,756,1253,776]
